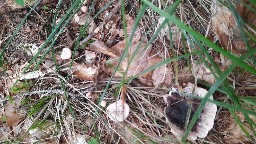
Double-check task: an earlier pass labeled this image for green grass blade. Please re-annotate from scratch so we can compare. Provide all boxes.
[23,0,83,73]
[183,47,256,141]
[188,33,256,132]
[0,0,42,66]
[98,3,148,103]
[230,110,251,138]
[33,2,83,71]
[51,0,63,29]
[126,51,202,82]
[142,0,256,75]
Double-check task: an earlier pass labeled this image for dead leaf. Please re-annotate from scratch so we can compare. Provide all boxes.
[90,40,117,57]
[223,112,256,143]
[194,64,215,84]
[152,65,173,87]
[73,63,98,81]
[138,56,162,86]
[123,42,152,77]
[211,0,256,55]
[4,97,24,127]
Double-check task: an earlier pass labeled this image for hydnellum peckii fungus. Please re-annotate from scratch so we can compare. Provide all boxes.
[164,83,217,141]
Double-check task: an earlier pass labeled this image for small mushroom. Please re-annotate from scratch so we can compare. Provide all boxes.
[30,45,39,55]
[100,100,107,107]
[164,83,217,141]
[106,100,130,122]
[61,48,72,60]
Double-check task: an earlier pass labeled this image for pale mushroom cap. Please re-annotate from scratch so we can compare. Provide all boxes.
[31,45,39,55]
[106,100,130,122]
[100,100,107,107]
[61,48,72,60]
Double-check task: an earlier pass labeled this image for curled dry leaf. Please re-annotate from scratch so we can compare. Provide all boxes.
[73,63,98,81]
[211,0,256,55]
[152,65,172,87]
[4,97,24,126]
[90,40,117,57]
[194,64,215,84]
[106,100,130,122]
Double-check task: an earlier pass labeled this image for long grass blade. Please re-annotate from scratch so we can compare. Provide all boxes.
[142,0,256,75]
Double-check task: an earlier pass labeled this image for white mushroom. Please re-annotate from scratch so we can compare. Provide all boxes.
[100,100,107,107]
[165,83,217,141]
[61,48,72,60]
[106,100,130,122]
[30,45,39,55]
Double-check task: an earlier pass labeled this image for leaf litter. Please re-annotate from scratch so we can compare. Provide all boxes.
[0,0,255,143]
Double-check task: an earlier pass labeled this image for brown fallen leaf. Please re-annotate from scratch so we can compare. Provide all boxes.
[194,64,215,84]
[73,63,98,81]
[122,42,152,77]
[152,65,173,87]
[138,56,163,86]
[223,112,256,143]
[86,15,174,87]
[4,97,24,127]
[211,0,256,55]
[90,40,117,57]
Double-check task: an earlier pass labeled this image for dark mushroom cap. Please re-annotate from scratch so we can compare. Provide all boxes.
[164,83,217,140]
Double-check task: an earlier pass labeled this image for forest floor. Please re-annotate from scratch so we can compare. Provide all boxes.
[0,0,256,143]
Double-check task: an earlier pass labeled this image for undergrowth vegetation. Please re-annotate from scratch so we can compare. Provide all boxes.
[0,0,255,143]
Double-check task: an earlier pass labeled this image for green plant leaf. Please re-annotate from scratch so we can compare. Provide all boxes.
[87,137,99,144]
[28,97,50,117]
[142,0,256,75]
[15,0,25,6]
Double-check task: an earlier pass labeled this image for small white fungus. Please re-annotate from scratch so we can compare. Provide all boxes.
[30,45,39,55]
[61,48,72,60]
[106,100,130,122]
[100,100,107,107]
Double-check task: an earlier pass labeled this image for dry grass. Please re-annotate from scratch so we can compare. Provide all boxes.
[0,0,255,143]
